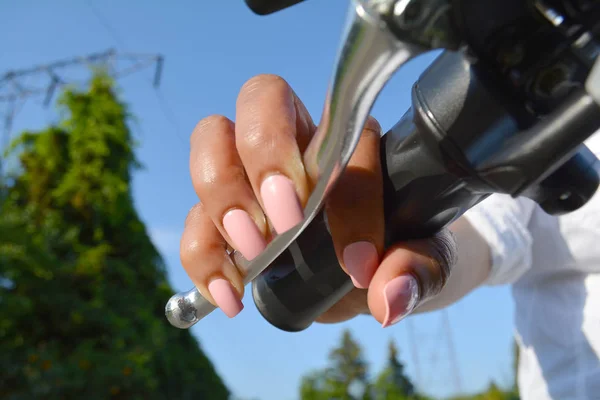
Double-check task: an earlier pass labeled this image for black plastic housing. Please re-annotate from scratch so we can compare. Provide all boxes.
[244,0,306,15]
[251,50,600,332]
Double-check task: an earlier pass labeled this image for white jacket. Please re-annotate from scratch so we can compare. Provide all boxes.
[464,132,600,400]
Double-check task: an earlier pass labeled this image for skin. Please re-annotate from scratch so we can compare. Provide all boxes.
[180,74,493,326]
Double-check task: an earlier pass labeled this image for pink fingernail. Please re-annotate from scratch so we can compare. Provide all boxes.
[208,279,244,318]
[223,209,266,261]
[382,275,420,328]
[343,241,378,289]
[260,174,304,234]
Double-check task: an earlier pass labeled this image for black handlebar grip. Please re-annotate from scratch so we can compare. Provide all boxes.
[244,0,306,15]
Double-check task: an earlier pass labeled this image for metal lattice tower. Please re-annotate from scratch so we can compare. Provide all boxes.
[0,49,163,177]
[442,309,464,394]
[406,318,423,391]
[406,309,464,396]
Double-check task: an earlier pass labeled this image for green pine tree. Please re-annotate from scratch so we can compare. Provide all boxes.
[326,329,369,399]
[300,371,330,400]
[0,72,229,399]
[478,381,507,400]
[372,339,415,400]
[298,329,369,400]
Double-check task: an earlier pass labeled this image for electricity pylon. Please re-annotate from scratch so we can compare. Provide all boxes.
[0,48,163,177]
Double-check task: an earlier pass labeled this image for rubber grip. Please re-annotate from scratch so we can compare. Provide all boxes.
[251,120,487,332]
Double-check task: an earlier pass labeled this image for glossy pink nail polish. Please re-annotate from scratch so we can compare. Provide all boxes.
[260,174,304,234]
[208,279,244,318]
[343,241,378,289]
[223,209,266,261]
[382,275,420,328]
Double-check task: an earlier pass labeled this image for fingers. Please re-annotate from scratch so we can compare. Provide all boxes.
[189,73,316,260]
[235,74,315,234]
[190,115,268,261]
[186,73,317,320]
[367,230,457,327]
[315,288,369,324]
[186,72,457,329]
[180,203,245,318]
[325,117,384,289]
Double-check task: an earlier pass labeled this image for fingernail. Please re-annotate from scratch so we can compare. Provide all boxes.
[343,241,378,289]
[260,174,304,234]
[208,279,244,318]
[382,275,420,328]
[223,209,267,261]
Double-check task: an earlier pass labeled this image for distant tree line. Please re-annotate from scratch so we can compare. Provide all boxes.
[298,329,520,400]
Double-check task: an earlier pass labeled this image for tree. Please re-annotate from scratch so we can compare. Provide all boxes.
[328,330,369,390]
[372,340,415,400]
[299,329,369,400]
[299,371,330,400]
[298,331,435,400]
[477,381,509,400]
[326,329,370,399]
[511,339,520,396]
[447,381,516,400]
[0,72,229,399]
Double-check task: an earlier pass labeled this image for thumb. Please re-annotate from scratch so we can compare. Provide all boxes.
[366,230,457,327]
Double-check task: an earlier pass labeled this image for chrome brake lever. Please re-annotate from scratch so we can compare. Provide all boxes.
[165,0,459,329]
[587,55,600,106]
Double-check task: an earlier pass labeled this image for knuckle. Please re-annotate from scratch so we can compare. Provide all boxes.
[191,114,232,146]
[356,116,382,148]
[180,238,203,268]
[180,236,223,269]
[239,122,276,152]
[184,203,204,227]
[363,116,382,137]
[428,229,458,285]
[194,161,246,196]
[328,185,375,211]
[236,74,296,152]
[239,74,291,101]
[330,168,381,207]
[189,123,245,194]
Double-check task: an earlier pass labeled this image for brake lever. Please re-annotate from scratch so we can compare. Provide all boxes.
[165,0,458,329]
[588,53,600,105]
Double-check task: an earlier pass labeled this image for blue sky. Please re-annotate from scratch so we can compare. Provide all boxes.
[2,1,518,399]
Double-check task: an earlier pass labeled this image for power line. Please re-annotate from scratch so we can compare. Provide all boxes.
[0,49,164,178]
[442,309,464,394]
[405,318,423,391]
[84,0,187,148]
[84,0,128,50]
[405,311,464,397]
[154,89,186,145]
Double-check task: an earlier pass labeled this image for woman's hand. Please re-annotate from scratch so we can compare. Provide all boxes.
[179,74,458,328]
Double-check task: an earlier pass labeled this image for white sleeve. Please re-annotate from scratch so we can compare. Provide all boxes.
[462,194,537,286]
